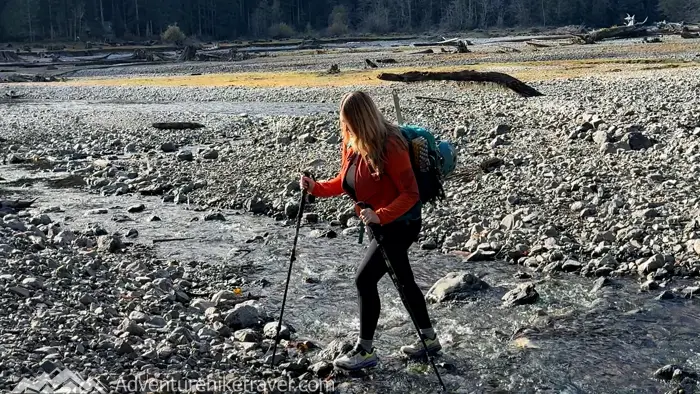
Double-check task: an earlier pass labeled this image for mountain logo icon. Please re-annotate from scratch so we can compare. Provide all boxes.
[11,367,108,393]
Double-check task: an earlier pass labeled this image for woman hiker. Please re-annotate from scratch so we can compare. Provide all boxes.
[299,91,441,371]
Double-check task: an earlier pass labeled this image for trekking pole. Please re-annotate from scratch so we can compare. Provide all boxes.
[357,202,447,392]
[269,171,311,368]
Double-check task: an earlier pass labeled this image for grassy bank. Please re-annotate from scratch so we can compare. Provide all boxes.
[57,57,700,89]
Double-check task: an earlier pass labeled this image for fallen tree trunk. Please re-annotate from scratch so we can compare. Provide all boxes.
[413,38,470,52]
[377,70,544,98]
[484,34,582,44]
[0,51,21,62]
[415,95,457,104]
[576,25,650,44]
[526,41,551,48]
[0,198,37,214]
[152,122,205,130]
[1,74,60,83]
[179,46,198,61]
[681,31,700,39]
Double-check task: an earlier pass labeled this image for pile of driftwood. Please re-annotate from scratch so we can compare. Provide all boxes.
[573,16,700,44]
[413,37,471,53]
[410,17,700,50]
[0,74,60,83]
[0,51,21,63]
[178,46,256,62]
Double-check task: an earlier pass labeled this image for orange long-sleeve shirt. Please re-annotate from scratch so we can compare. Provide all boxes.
[310,135,420,225]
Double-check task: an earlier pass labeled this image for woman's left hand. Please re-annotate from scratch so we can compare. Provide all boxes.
[359,208,380,224]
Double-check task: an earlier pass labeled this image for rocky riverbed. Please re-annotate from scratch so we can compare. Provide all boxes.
[2,39,700,393]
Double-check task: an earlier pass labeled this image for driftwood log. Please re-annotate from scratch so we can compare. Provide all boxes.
[365,59,378,68]
[0,51,21,63]
[179,45,198,61]
[1,74,59,83]
[377,70,544,98]
[681,31,700,39]
[526,41,551,48]
[576,25,650,44]
[414,38,470,53]
[151,122,205,130]
[416,95,457,104]
[0,198,37,214]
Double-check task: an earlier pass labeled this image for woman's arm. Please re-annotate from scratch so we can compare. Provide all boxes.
[374,142,420,224]
[308,145,346,198]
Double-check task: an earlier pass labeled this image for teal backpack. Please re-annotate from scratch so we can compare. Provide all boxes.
[400,125,457,205]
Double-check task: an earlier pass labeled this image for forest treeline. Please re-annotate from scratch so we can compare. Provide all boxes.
[0,0,698,43]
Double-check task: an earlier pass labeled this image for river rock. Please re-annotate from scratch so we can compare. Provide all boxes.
[204,212,225,221]
[309,361,333,378]
[638,254,666,276]
[224,300,266,329]
[314,339,353,362]
[490,124,511,137]
[118,318,146,336]
[127,204,145,213]
[681,286,700,299]
[233,328,260,342]
[425,272,489,303]
[115,339,134,355]
[201,148,219,160]
[502,283,539,307]
[10,286,31,297]
[623,131,653,151]
[656,290,674,300]
[654,364,698,382]
[211,290,237,305]
[692,240,700,256]
[591,277,611,292]
[245,196,268,214]
[161,142,177,152]
[264,322,293,340]
[177,150,194,161]
[284,202,299,218]
[97,234,123,253]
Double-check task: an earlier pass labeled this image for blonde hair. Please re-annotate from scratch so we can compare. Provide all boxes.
[339,91,406,175]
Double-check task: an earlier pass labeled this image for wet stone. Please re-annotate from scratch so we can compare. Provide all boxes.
[127,204,145,213]
[657,291,675,300]
[681,287,700,299]
[264,322,293,340]
[425,272,490,303]
[502,283,539,307]
[204,212,226,221]
[233,328,260,343]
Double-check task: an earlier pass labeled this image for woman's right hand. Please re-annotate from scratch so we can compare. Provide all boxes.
[300,174,316,193]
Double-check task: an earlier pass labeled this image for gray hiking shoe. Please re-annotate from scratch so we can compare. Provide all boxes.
[400,334,442,357]
[333,345,378,370]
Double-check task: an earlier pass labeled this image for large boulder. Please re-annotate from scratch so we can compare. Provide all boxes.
[223,300,267,329]
[425,272,489,304]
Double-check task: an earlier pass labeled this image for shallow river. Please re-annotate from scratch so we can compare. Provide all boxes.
[2,162,700,394]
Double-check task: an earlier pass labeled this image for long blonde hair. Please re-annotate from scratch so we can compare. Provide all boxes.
[339,91,406,175]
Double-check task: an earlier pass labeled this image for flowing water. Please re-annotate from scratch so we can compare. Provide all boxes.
[1,99,337,117]
[3,162,700,394]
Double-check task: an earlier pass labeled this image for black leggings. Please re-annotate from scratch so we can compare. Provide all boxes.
[355,219,432,340]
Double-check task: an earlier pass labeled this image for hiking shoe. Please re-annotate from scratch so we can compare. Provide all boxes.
[333,345,378,370]
[400,334,442,357]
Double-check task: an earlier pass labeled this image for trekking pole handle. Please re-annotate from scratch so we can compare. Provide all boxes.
[356,202,382,239]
